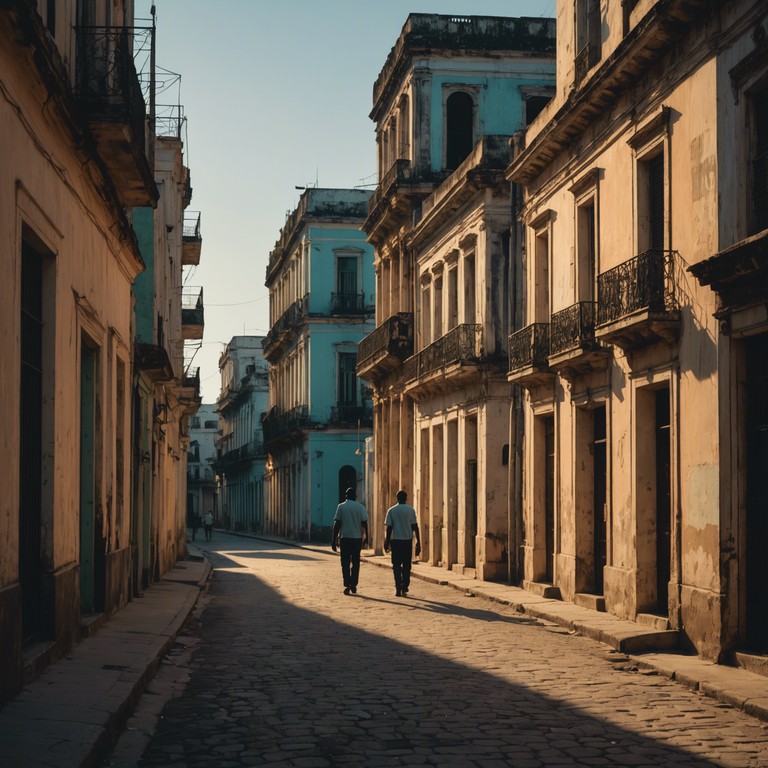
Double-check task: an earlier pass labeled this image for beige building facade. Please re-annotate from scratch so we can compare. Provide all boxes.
[359,14,556,574]
[508,0,768,661]
[0,0,202,703]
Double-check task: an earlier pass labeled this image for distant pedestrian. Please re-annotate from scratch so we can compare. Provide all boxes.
[203,510,214,541]
[191,510,202,541]
[331,488,369,595]
[384,490,421,597]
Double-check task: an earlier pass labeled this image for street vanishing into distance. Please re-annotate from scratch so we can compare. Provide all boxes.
[105,534,768,768]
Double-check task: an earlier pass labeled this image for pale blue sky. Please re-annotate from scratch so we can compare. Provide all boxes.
[138,0,555,401]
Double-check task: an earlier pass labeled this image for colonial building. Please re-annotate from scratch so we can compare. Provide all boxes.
[215,337,269,533]
[187,404,219,527]
[0,0,154,702]
[358,14,556,571]
[507,0,768,662]
[132,114,203,593]
[262,188,374,542]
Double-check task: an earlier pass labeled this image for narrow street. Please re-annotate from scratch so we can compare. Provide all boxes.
[100,533,768,768]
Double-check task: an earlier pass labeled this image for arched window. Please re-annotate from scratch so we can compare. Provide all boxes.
[446,91,474,171]
[338,465,357,503]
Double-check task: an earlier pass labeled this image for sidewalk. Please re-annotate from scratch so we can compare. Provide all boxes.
[0,549,211,768]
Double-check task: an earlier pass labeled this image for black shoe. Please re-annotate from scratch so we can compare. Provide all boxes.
[396,589,402,597]
[351,586,357,594]
[402,587,409,595]
[343,587,351,595]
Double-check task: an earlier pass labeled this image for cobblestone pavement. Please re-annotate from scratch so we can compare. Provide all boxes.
[124,534,768,767]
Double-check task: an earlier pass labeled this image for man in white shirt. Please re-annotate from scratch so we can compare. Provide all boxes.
[331,488,369,595]
[384,490,421,597]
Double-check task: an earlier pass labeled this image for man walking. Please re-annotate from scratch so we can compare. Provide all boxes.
[203,510,214,542]
[384,490,421,597]
[332,488,369,595]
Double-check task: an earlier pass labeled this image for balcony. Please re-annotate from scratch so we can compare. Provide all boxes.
[364,160,440,242]
[75,26,156,207]
[182,211,202,266]
[134,341,173,382]
[329,403,374,428]
[356,313,414,380]
[178,367,202,415]
[507,323,554,390]
[262,295,308,362]
[548,302,610,380]
[403,324,484,394]
[596,250,679,350]
[181,287,204,340]
[261,405,313,448]
[331,292,371,316]
[214,440,267,472]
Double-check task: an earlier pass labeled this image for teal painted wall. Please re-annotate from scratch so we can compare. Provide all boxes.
[427,63,556,172]
[305,225,375,314]
[132,207,155,343]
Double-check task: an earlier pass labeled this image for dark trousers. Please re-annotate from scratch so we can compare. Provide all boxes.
[339,538,363,588]
[390,539,413,590]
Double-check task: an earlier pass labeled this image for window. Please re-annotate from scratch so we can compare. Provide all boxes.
[534,226,550,323]
[337,352,357,405]
[463,253,476,324]
[433,274,443,341]
[526,94,552,126]
[638,151,665,252]
[337,256,358,295]
[577,200,597,302]
[752,82,768,235]
[446,91,474,171]
[575,0,601,83]
[190,416,201,429]
[447,266,458,331]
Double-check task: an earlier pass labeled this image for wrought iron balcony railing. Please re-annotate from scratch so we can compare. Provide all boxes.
[76,26,146,156]
[549,302,598,356]
[331,292,367,315]
[508,323,550,372]
[597,250,676,327]
[403,324,482,382]
[261,405,311,445]
[181,287,204,328]
[183,211,202,240]
[368,159,412,216]
[215,439,267,470]
[357,313,414,369]
[329,403,374,427]
[182,367,200,392]
[263,295,308,353]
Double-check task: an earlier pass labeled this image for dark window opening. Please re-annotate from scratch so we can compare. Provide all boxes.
[338,353,357,405]
[338,465,357,504]
[446,91,474,171]
[752,84,768,235]
[648,153,665,251]
[525,95,551,126]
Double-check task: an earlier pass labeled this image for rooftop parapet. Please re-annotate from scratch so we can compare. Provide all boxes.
[372,14,556,120]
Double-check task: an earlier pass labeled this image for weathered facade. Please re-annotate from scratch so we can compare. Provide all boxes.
[187,404,219,527]
[132,123,203,591]
[0,0,153,701]
[263,188,375,542]
[508,0,768,662]
[214,337,269,533]
[358,14,556,572]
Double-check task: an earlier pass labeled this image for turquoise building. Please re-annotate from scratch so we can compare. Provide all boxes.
[262,188,374,541]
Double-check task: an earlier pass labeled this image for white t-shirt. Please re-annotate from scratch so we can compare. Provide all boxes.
[384,503,417,540]
[333,499,368,539]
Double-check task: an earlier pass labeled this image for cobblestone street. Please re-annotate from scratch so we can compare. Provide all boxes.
[121,535,768,767]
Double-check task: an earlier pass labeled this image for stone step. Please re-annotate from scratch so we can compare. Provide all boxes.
[636,612,670,630]
[523,580,562,599]
[734,651,768,679]
[574,592,606,612]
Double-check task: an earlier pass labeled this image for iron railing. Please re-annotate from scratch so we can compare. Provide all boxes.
[597,250,676,327]
[155,104,185,139]
[403,324,482,382]
[261,405,311,445]
[262,295,308,352]
[357,313,414,367]
[182,367,200,391]
[368,159,412,215]
[331,292,366,315]
[76,26,146,155]
[329,403,374,427]
[508,323,550,372]
[549,302,598,356]
[183,211,201,241]
[181,287,204,326]
[215,440,266,469]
